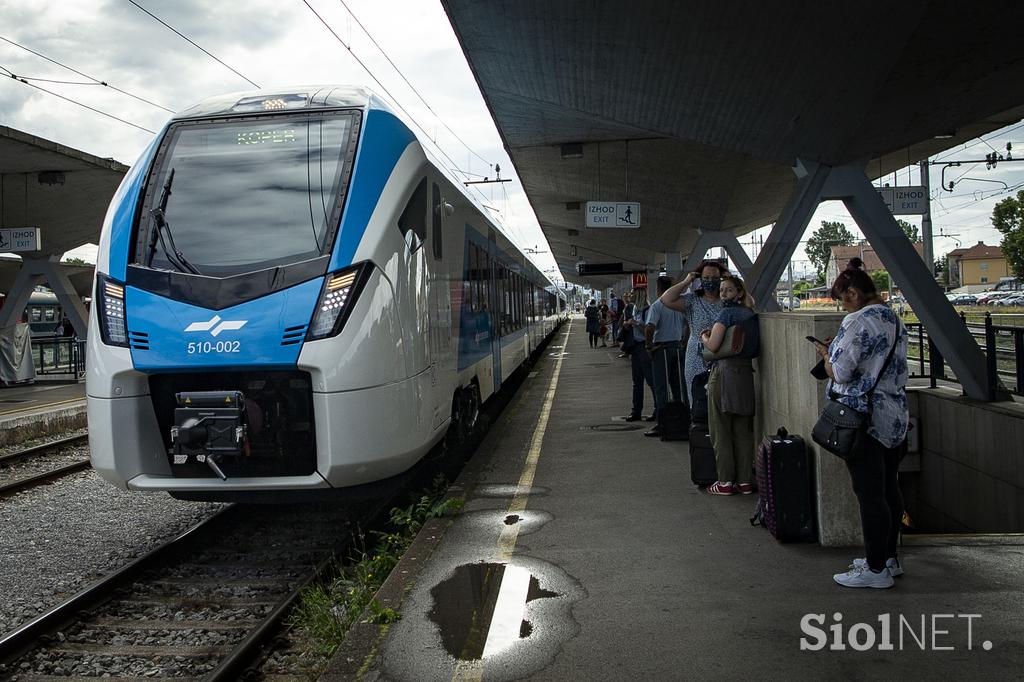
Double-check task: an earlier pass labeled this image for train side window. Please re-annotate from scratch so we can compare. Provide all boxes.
[431,183,443,260]
[398,178,428,252]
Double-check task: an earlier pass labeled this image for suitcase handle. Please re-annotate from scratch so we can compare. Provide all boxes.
[776,426,789,439]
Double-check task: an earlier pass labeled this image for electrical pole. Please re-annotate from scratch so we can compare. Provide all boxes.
[787,261,795,311]
[920,159,934,276]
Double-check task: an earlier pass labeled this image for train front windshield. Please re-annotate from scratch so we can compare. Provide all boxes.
[136,111,359,277]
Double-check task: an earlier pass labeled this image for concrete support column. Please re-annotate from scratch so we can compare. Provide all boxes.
[664,252,682,280]
[681,229,756,280]
[0,256,89,339]
[824,164,1007,402]
[747,160,832,312]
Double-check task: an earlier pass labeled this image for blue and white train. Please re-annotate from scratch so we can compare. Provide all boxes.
[87,86,566,500]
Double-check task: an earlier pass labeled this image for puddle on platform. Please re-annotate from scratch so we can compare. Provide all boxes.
[428,563,559,660]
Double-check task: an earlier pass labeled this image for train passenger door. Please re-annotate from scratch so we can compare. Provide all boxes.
[488,231,501,393]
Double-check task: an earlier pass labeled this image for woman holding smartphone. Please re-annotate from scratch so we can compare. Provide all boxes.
[812,257,909,589]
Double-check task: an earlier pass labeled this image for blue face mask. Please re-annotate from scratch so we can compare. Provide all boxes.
[701,277,721,295]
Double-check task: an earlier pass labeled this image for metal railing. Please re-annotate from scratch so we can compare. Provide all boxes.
[31,337,86,377]
[905,312,1024,397]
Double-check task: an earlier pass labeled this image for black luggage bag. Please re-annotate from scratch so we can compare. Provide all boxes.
[658,401,690,441]
[690,371,711,424]
[688,422,717,486]
[751,427,816,542]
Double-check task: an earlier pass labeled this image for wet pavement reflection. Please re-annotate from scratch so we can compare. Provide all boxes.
[428,562,558,660]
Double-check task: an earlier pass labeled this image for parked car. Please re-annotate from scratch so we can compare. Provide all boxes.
[777,297,801,310]
[948,294,978,306]
[977,292,1011,305]
[996,293,1024,307]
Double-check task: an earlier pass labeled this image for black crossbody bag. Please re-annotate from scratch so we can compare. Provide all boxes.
[812,328,899,460]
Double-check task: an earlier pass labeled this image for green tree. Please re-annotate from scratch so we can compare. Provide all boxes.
[61,257,89,265]
[991,190,1024,279]
[806,221,856,280]
[896,219,919,242]
[871,270,890,295]
[934,257,948,286]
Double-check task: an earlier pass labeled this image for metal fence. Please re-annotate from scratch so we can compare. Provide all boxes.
[905,312,1024,397]
[31,337,86,377]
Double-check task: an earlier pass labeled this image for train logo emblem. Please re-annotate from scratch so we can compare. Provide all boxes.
[184,315,247,337]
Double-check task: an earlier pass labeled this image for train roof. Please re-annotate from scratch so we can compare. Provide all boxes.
[174,85,393,121]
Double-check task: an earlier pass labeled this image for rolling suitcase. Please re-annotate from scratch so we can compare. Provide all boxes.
[750,427,816,542]
[655,346,688,440]
[658,401,690,441]
[690,371,710,424]
[688,422,717,486]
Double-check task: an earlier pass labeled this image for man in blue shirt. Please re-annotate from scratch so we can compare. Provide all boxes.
[643,276,687,437]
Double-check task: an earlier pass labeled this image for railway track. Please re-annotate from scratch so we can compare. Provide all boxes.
[0,434,91,498]
[0,496,394,680]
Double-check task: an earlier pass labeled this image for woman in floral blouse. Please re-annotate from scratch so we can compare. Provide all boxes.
[813,257,909,589]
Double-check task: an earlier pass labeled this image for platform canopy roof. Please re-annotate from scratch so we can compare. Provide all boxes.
[442,0,1024,286]
[0,126,127,259]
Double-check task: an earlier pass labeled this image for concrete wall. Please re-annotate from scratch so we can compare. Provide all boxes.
[756,312,862,546]
[905,387,1024,532]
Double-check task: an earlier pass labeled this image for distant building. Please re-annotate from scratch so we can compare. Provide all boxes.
[826,243,926,290]
[945,242,1007,288]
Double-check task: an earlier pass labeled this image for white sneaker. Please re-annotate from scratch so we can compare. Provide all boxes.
[833,564,894,589]
[851,557,904,577]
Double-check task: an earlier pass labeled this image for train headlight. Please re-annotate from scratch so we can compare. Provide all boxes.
[96,274,129,347]
[306,263,370,340]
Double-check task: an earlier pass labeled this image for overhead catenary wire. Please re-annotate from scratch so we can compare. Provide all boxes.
[334,0,492,169]
[0,34,175,112]
[126,0,259,88]
[2,75,155,134]
[299,0,495,210]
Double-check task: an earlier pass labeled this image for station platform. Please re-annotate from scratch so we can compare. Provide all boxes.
[0,381,86,447]
[324,316,1024,680]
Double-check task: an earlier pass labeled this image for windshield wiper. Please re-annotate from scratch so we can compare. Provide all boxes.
[145,168,201,275]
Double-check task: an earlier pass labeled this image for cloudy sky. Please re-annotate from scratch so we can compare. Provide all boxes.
[1,0,1021,282]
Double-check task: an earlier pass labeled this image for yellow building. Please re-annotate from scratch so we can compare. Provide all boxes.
[946,242,1008,288]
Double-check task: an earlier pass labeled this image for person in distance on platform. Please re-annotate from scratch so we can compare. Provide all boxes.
[584,299,601,348]
[617,292,635,358]
[622,288,656,422]
[598,300,610,346]
[608,290,621,348]
[812,257,909,589]
[700,275,760,496]
[643,276,687,437]
[660,260,728,407]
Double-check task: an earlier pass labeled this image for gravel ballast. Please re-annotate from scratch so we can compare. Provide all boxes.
[0,457,223,635]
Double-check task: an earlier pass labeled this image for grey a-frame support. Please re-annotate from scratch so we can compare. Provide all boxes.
[0,256,90,339]
[747,160,832,312]
[824,164,1007,401]
[682,228,757,280]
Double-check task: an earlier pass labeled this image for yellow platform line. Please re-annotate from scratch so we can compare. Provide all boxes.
[452,319,572,682]
[0,396,86,418]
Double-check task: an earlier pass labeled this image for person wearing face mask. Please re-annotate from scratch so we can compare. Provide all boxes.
[659,260,728,406]
[699,275,760,496]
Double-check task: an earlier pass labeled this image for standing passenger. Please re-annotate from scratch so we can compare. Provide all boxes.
[584,299,601,348]
[609,291,621,348]
[644,276,686,438]
[659,261,727,405]
[622,288,656,421]
[813,258,909,589]
[700,276,759,495]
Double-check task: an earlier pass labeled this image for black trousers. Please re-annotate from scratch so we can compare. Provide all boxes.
[630,347,655,416]
[588,332,600,347]
[845,435,905,571]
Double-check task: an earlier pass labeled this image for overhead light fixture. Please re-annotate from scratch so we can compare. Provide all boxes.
[933,131,957,139]
[560,143,583,159]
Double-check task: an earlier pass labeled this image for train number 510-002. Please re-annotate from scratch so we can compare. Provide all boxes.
[187,340,241,354]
